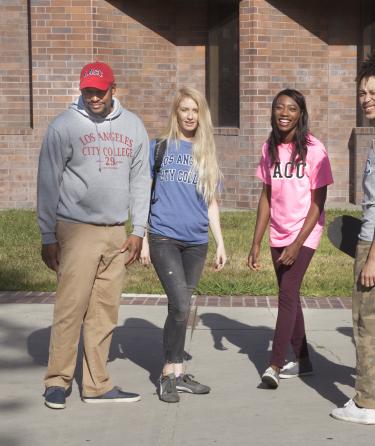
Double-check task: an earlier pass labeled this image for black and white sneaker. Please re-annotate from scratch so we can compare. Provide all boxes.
[279,360,313,379]
[159,373,180,403]
[176,374,210,394]
[82,386,141,403]
[44,386,66,409]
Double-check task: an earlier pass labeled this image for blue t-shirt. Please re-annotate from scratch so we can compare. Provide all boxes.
[148,139,209,244]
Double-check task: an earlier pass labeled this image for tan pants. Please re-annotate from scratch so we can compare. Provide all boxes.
[353,240,375,409]
[44,221,126,397]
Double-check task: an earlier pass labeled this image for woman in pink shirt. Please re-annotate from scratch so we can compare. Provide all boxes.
[247,89,333,389]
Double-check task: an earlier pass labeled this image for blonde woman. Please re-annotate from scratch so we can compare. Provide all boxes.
[141,87,227,403]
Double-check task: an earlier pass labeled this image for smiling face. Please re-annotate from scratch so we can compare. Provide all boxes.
[176,96,199,140]
[273,94,302,142]
[81,85,116,117]
[359,76,375,120]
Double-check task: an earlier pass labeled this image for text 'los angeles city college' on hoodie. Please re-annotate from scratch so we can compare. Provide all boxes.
[37,96,151,244]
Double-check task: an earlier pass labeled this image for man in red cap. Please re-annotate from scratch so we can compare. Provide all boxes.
[37,61,150,409]
[79,61,116,117]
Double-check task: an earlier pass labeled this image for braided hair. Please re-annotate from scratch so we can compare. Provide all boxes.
[267,89,310,166]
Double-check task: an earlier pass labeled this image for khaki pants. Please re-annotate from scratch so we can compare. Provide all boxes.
[353,240,375,409]
[44,221,126,397]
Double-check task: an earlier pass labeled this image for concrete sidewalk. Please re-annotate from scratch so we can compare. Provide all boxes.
[0,299,372,446]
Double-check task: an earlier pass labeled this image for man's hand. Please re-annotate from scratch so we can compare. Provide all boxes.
[41,243,60,272]
[360,257,375,288]
[120,234,143,266]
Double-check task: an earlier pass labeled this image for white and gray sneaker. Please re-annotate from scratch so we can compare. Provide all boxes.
[331,399,375,425]
[279,359,313,379]
[261,367,279,389]
[176,374,210,394]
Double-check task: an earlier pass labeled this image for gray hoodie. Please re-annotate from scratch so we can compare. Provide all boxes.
[359,140,375,242]
[37,96,150,244]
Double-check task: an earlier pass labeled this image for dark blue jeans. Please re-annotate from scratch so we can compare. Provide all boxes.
[149,234,208,363]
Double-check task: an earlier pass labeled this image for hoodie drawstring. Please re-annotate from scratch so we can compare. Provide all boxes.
[94,121,102,172]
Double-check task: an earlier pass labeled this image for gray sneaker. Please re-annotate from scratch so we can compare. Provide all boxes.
[279,359,313,379]
[176,374,210,394]
[261,367,279,389]
[159,373,179,403]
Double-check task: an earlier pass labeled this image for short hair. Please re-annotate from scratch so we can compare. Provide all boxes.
[356,52,375,85]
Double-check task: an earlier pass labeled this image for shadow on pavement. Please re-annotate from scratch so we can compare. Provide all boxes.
[27,326,84,395]
[26,318,167,392]
[25,315,356,405]
[108,317,164,385]
[0,316,42,370]
[199,312,273,377]
[200,313,355,406]
[0,436,21,446]
[336,326,354,345]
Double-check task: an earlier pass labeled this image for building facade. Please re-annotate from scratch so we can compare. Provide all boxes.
[0,0,374,209]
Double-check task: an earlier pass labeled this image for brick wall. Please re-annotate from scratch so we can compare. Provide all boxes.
[92,1,176,137]
[230,0,359,209]
[0,0,96,208]
[0,0,365,210]
[0,0,30,129]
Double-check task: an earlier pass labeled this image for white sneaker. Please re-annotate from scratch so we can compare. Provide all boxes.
[279,360,313,379]
[261,367,279,389]
[331,399,375,425]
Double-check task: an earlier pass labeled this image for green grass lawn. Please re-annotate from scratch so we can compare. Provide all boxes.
[0,209,361,296]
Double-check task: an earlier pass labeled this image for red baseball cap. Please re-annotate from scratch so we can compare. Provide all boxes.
[79,62,115,91]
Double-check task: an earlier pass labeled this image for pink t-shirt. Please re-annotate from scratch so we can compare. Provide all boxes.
[256,135,334,249]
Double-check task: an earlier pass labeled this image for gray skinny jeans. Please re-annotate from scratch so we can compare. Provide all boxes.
[149,234,208,363]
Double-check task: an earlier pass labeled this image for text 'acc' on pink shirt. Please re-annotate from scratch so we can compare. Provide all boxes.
[256,135,334,249]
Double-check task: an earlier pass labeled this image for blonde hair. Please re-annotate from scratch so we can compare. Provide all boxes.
[160,87,222,204]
